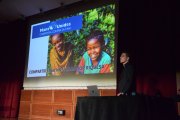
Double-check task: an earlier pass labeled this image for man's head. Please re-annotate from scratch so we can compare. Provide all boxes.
[120,52,130,65]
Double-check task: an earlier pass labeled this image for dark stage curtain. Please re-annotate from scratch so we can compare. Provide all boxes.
[136,73,176,97]
[0,20,26,118]
[0,79,22,118]
[118,0,177,97]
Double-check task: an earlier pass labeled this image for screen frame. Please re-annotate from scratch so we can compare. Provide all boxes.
[23,0,119,89]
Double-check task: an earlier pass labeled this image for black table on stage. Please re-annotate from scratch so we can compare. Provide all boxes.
[75,96,177,120]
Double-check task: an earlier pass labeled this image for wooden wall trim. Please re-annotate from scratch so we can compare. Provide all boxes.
[19,89,116,119]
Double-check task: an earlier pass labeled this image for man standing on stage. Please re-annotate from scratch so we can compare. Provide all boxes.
[117,52,136,96]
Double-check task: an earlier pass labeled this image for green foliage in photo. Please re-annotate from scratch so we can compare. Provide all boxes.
[47,4,115,75]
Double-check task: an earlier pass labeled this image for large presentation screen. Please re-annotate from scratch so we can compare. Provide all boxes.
[24,3,117,89]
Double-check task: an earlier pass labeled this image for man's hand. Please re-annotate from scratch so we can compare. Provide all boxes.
[117,92,124,96]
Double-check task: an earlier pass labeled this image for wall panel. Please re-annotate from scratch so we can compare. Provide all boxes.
[19,102,31,118]
[73,90,88,104]
[101,89,116,96]
[18,89,116,120]
[54,90,73,104]
[20,90,32,101]
[33,90,52,103]
[31,104,52,118]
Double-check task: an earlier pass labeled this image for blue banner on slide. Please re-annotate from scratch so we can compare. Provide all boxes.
[32,15,83,39]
